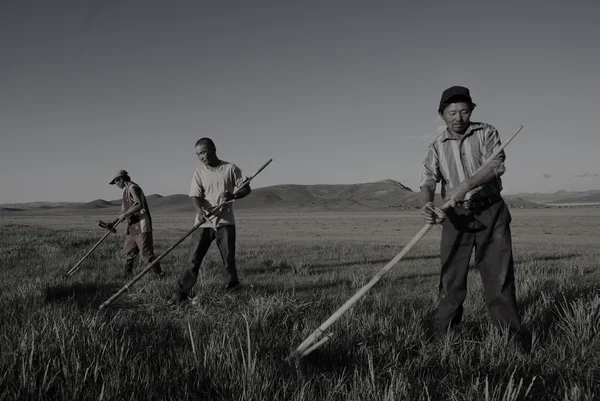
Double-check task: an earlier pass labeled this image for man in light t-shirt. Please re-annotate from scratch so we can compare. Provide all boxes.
[169,137,252,305]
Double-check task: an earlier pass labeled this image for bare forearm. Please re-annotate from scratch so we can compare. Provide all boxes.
[234,186,251,200]
[191,197,211,213]
[464,164,499,191]
[420,185,435,206]
[191,197,203,213]
[122,203,142,218]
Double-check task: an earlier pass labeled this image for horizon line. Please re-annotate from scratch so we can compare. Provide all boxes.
[1,178,599,206]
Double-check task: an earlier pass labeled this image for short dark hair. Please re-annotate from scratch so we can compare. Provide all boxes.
[438,95,477,114]
[120,174,131,182]
[195,137,216,150]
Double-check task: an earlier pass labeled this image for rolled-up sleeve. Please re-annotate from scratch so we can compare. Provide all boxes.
[189,168,204,197]
[420,145,441,189]
[482,128,506,177]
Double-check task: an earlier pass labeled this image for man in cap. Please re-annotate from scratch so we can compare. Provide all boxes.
[169,137,252,305]
[107,169,163,278]
[420,86,530,349]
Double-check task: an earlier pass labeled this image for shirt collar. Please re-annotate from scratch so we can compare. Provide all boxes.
[437,122,485,142]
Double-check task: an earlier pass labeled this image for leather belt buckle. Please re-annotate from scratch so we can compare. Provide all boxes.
[463,195,499,211]
[463,199,475,210]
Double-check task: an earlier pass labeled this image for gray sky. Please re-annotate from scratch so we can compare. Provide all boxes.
[1,0,599,203]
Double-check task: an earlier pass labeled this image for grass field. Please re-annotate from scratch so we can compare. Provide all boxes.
[1,208,599,400]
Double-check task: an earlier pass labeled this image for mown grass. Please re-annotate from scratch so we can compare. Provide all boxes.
[0,208,599,400]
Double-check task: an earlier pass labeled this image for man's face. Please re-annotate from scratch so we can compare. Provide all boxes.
[440,102,472,134]
[195,144,218,165]
[114,177,125,189]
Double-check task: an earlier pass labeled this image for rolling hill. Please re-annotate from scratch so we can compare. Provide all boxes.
[549,193,600,204]
[0,180,574,215]
[72,199,116,209]
[0,201,79,210]
[510,189,600,204]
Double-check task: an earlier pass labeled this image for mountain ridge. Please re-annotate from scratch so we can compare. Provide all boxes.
[2,180,596,213]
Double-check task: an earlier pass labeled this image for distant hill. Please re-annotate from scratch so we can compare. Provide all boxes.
[549,193,600,204]
[0,180,417,213]
[231,179,422,211]
[145,194,163,202]
[108,180,423,212]
[72,199,117,209]
[0,207,25,212]
[0,179,557,214]
[139,181,542,211]
[502,197,545,209]
[508,189,600,204]
[0,201,79,210]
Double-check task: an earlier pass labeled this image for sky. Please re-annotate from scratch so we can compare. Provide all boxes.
[1,0,599,203]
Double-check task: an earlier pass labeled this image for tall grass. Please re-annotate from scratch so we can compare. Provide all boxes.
[0,208,599,400]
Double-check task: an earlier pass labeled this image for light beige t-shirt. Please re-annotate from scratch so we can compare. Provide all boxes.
[189,160,248,228]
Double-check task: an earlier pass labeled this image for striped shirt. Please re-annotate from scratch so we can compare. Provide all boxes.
[420,122,506,201]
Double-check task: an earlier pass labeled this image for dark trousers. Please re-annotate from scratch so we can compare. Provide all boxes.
[122,232,162,274]
[176,225,238,296]
[436,199,523,336]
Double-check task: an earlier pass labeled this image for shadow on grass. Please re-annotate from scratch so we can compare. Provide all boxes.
[416,283,599,348]
[463,253,582,273]
[519,280,599,345]
[243,254,440,275]
[281,328,566,400]
[516,252,582,264]
[419,361,561,400]
[113,316,189,351]
[310,254,440,269]
[273,341,366,378]
[248,280,355,296]
[246,271,440,297]
[43,282,123,309]
[175,377,230,401]
[278,299,432,376]
[295,347,360,376]
[387,271,439,285]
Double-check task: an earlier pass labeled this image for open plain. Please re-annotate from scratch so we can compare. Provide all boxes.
[1,207,599,400]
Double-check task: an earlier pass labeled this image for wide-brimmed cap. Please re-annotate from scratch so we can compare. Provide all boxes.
[109,169,129,185]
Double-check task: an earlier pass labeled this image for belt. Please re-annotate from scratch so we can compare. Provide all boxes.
[462,193,502,210]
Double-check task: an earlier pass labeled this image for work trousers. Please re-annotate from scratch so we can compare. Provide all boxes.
[436,199,523,336]
[176,225,238,296]
[122,232,162,274]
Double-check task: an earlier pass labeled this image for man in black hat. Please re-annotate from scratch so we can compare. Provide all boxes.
[420,86,529,349]
[107,169,163,278]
